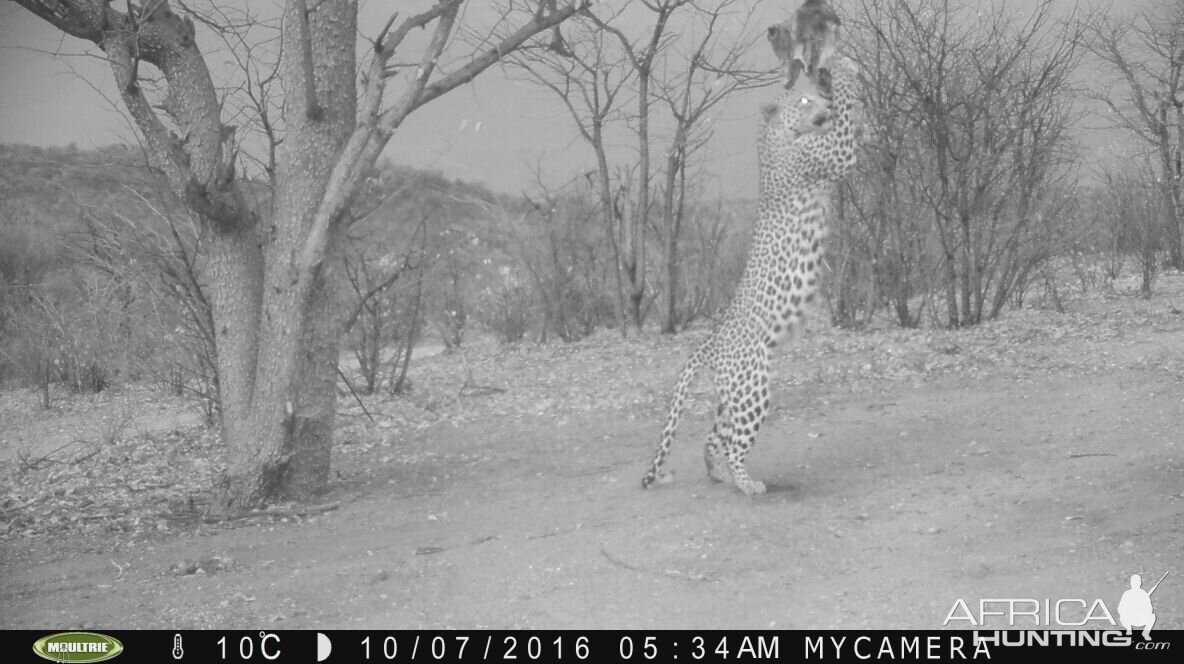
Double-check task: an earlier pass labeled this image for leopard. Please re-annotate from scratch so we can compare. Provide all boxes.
[641,55,860,495]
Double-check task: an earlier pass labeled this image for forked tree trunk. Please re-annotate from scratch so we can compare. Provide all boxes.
[16,0,585,511]
[218,0,357,507]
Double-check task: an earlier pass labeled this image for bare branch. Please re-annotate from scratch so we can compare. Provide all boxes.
[293,0,323,121]
[12,0,247,233]
[381,0,465,132]
[10,0,105,42]
[300,0,588,280]
[387,0,590,126]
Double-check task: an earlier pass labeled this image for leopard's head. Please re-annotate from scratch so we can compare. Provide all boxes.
[759,75,833,157]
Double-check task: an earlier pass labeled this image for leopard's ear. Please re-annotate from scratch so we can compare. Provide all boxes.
[761,103,780,123]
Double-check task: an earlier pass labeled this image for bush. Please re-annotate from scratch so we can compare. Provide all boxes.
[484,283,532,344]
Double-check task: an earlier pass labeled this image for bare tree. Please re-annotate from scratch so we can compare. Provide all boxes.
[1082,0,1184,271]
[10,0,585,510]
[650,0,771,334]
[591,0,694,332]
[842,0,1084,327]
[1096,160,1166,298]
[513,0,691,333]
[341,229,422,395]
[513,0,766,334]
[507,6,636,333]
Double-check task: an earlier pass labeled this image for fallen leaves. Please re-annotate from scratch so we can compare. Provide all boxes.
[0,421,222,541]
[3,283,1183,548]
[337,294,1184,447]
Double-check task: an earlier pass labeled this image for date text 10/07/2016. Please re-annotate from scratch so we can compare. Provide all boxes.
[355,633,779,661]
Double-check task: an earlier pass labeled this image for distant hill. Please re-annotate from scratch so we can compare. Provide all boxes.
[0,142,507,248]
[0,143,166,214]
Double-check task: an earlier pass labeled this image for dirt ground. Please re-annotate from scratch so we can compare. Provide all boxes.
[1,288,1182,631]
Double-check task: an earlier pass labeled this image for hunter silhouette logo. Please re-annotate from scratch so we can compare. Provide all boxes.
[1118,571,1168,641]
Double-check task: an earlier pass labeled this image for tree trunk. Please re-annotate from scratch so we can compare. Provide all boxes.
[589,122,628,337]
[1158,105,1184,270]
[631,93,650,333]
[284,257,345,499]
[958,213,973,326]
[622,188,646,331]
[660,126,686,335]
[391,261,422,395]
[221,0,357,508]
[16,0,587,510]
[1172,101,1184,270]
[203,224,264,463]
[944,253,959,329]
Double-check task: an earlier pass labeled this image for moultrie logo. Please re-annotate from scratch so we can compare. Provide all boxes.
[32,632,124,663]
[1118,571,1169,641]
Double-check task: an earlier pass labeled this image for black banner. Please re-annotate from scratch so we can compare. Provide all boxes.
[3,629,1180,663]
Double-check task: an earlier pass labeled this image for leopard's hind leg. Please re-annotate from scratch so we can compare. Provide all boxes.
[704,400,734,483]
[721,349,771,496]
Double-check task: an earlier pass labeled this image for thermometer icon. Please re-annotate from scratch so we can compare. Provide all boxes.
[172,633,184,659]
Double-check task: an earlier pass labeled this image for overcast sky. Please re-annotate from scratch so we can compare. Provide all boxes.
[0,0,1130,198]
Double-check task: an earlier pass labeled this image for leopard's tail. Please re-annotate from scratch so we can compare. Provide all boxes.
[642,342,710,489]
